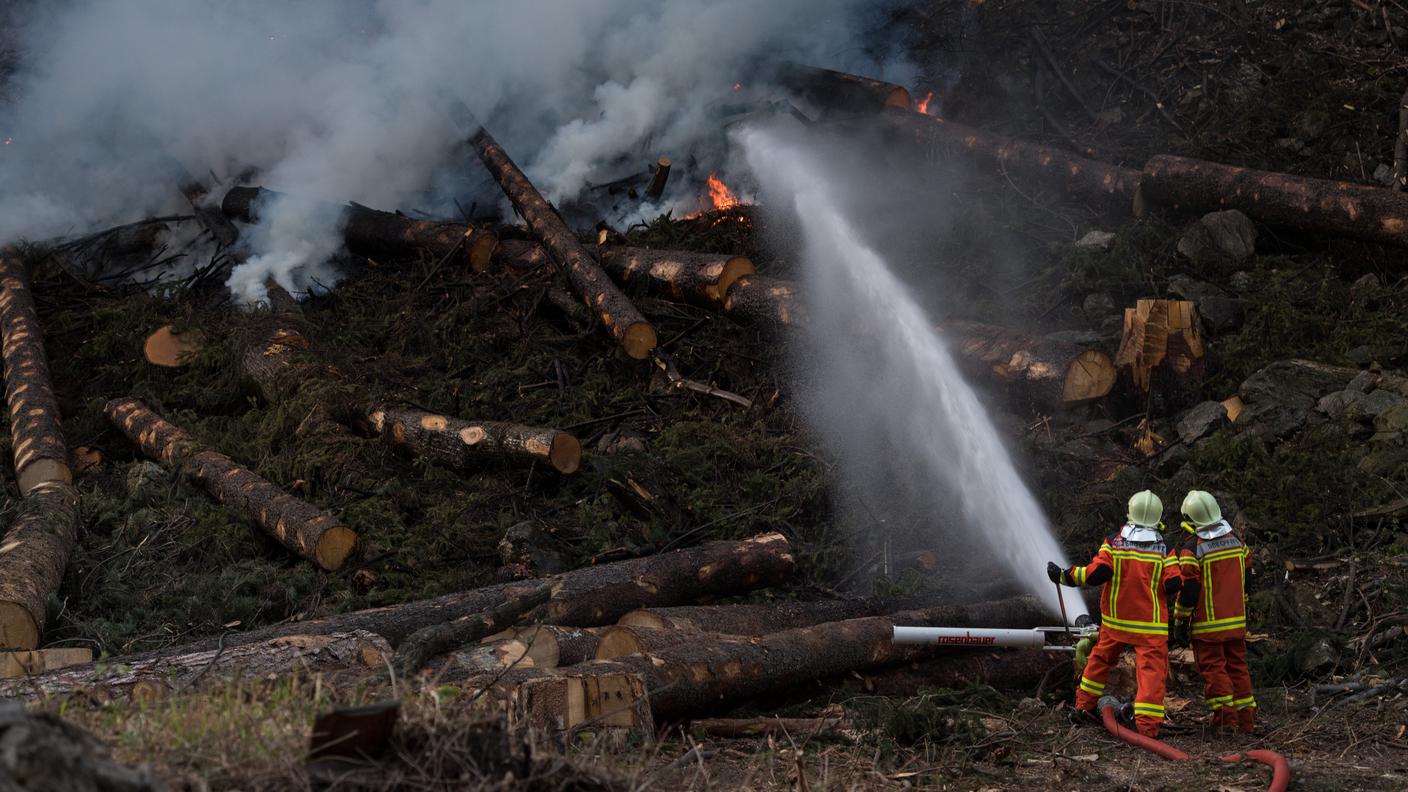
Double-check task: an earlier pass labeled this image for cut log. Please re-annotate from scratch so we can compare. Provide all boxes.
[104,397,358,571]
[395,582,552,674]
[495,239,755,311]
[868,109,1142,212]
[0,482,81,649]
[939,319,1117,410]
[1,647,93,678]
[0,252,72,494]
[594,626,710,661]
[1140,154,1408,245]
[618,599,877,634]
[508,668,653,739]
[452,637,548,674]
[722,275,805,332]
[775,63,912,116]
[142,325,205,368]
[480,625,604,669]
[468,125,656,359]
[13,533,794,688]
[222,186,499,272]
[644,157,672,201]
[519,596,1046,723]
[1113,299,1206,395]
[0,630,390,702]
[366,407,581,476]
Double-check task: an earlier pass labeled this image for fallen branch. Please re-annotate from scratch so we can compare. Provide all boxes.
[104,397,359,571]
[396,583,552,675]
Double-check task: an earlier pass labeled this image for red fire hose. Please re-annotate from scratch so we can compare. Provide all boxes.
[1222,750,1292,792]
[1095,697,1291,791]
[1097,697,1191,761]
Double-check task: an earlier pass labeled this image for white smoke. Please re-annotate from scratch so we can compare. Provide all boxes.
[0,0,911,301]
[739,124,1083,619]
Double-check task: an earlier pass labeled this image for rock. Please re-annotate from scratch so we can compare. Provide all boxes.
[1376,373,1408,398]
[1316,389,1366,419]
[1168,275,1244,333]
[1374,162,1395,187]
[125,460,172,502]
[1177,210,1257,265]
[1075,230,1117,251]
[1375,403,1408,434]
[1176,400,1228,444]
[1155,442,1189,477]
[1345,345,1375,367]
[1239,360,1358,439]
[1360,389,1407,418]
[1045,329,1105,345]
[1358,446,1408,476]
[1350,273,1382,305]
[498,521,566,576]
[0,707,163,792]
[1347,370,1380,393]
[599,433,646,455]
[1082,292,1116,321]
[1299,638,1339,675]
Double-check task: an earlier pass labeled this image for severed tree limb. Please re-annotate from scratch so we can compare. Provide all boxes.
[104,397,358,571]
[365,407,581,475]
[651,351,753,409]
[468,123,657,359]
[0,252,73,494]
[396,582,552,675]
[0,482,80,649]
[774,63,913,117]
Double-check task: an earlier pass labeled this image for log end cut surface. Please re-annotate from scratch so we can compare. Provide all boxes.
[712,256,756,303]
[143,325,204,368]
[315,526,359,571]
[468,231,500,273]
[549,433,582,475]
[883,87,913,110]
[0,602,39,651]
[16,458,72,496]
[1062,350,1117,403]
[622,322,658,360]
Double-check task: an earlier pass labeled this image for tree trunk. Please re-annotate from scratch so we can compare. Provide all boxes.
[594,626,713,660]
[775,63,913,117]
[396,583,552,674]
[618,599,878,634]
[222,186,499,272]
[468,126,656,359]
[870,110,1142,213]
[722,275,806,333]
[104,397,359,571]
[0,252,72,494]
[1113,299,1206,395]
[366,407,581,476]
[0,631,390,702]
[495,239,755,311]
[0,482,80,650]
[939,319,1117,410]
[1141,154,1408,245]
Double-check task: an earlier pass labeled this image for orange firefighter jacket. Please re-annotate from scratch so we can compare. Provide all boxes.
[1177,530,1250,640]
[1069,530,1182,646]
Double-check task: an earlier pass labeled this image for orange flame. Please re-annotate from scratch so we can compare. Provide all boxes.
[703,173,739,211]
[915,91,935,115]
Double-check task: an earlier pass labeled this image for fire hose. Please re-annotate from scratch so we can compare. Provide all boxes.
[892,624,1292,790]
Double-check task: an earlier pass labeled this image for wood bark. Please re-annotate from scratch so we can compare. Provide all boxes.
[495,239,755,311]
[16,532,795,688]
[870,110,1142,212]
[104,397,358,571]
[721,275,806,332]
[396,582,552,674]
[0,631,390,702]
[939,319,1117,410]
[775,63,913,116]
[617,599,877,634]
[1141,154,1408,245]
[222,186,499,272]
[594,626,711,661]
[644,157,672,200]
[0,482,80,649]
[0,252,72,494]
[498,596,1046,723]
[468,126,656,359]
[366,407,581,476]
[1113,299,1205,394]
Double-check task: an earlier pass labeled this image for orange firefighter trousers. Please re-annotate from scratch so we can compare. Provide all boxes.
[1193,637,1255,731]
[1076,634,1168,738]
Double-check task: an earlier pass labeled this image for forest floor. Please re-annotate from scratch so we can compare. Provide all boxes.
[5,0,1408,789]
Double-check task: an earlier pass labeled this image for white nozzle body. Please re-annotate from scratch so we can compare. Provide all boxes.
[891,626,1047,649]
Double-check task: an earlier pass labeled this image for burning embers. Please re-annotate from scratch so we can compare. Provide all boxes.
[703,173,741,212]
[915,91,936,115]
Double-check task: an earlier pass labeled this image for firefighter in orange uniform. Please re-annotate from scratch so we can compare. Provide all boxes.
[1047,490,1182,737]
[1172,490,1255,733]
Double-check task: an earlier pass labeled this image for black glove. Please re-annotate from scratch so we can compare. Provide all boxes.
[1047,561,1065,585]
[1171,619,1191,647]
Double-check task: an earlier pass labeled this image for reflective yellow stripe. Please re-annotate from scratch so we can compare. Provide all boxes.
[1191,617,1245,635]
[1079,678,1104,695]
[1206,695,1234,710]
[1101,615,1169,635]
[1109,551,1122,621]
[1234,696,1257,709]
[1109,549,1168,562]
[1073,566,1086,586]
[1201,548,1246,564]
[1174,604,1193,619]
[1132,703,1165,717]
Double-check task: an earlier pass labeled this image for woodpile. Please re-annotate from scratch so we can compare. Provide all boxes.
[0,251,82,651]
[104,397,359,571]
[469,124,656,359]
